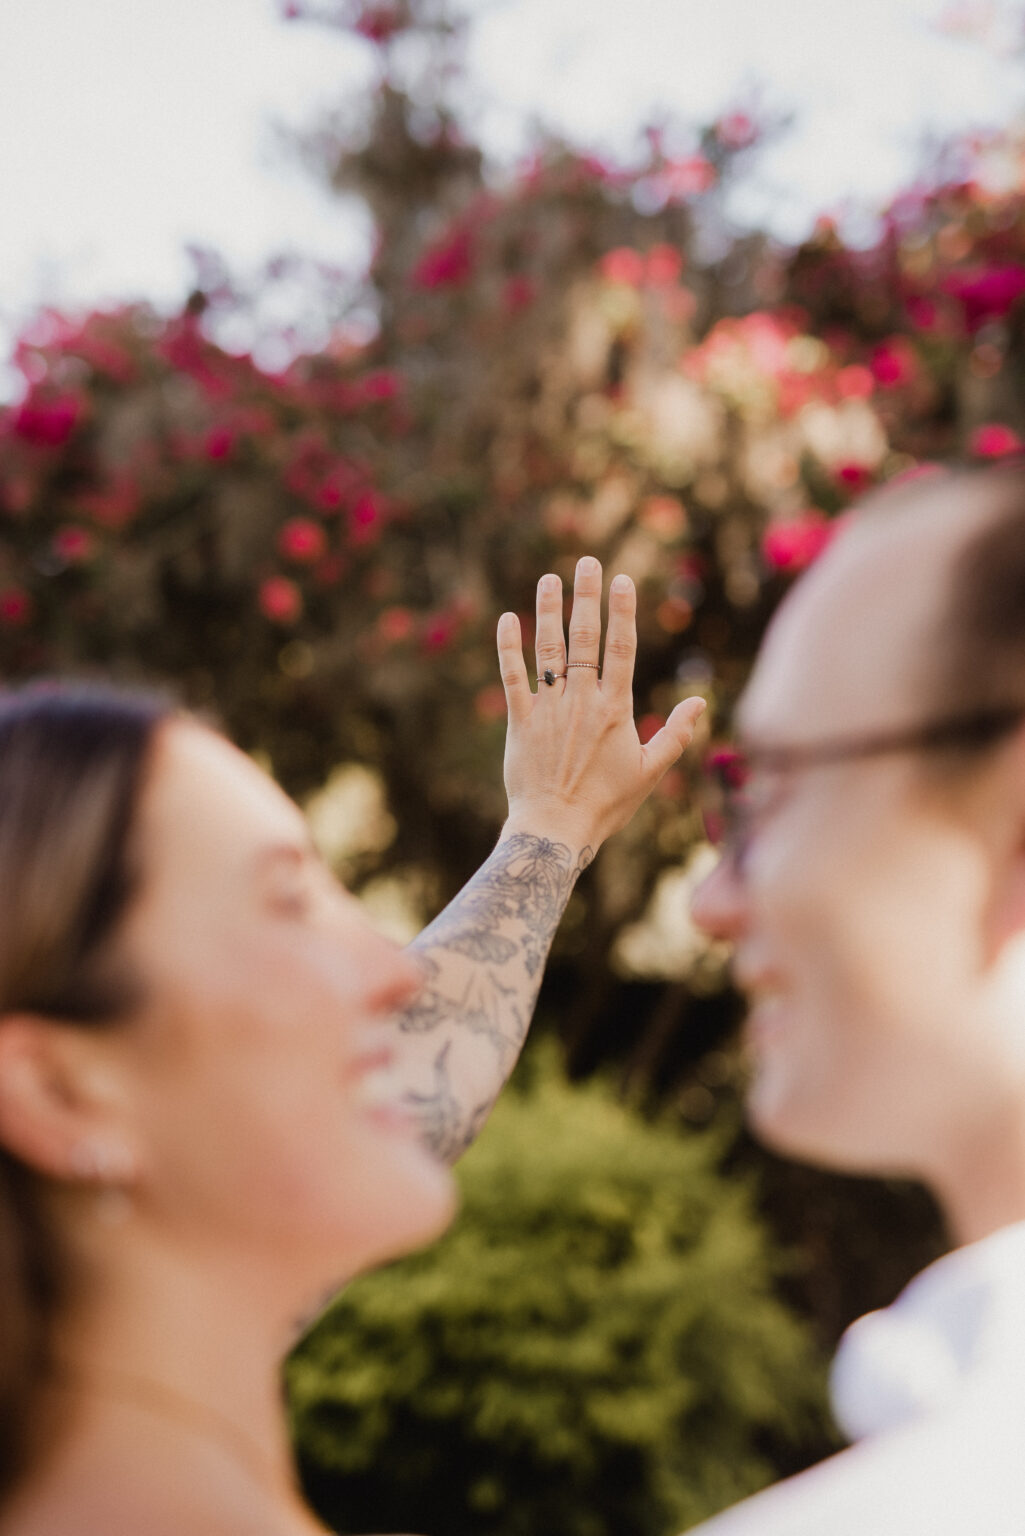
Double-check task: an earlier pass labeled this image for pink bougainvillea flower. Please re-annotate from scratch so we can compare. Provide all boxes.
[657,155,717,200]
[205,426,235,461]
[316,479,345,512]
[12,392,83,448]
[412,227,474,289]
[65,312,138,384]
[330,461,371,513]
[358,369,402,403]
[835,364,875,400]
[716,112,758,150]
[646,244,684,286]
[355,3,405,44]
[598,248,646,287]
[378,606,415,644]
[706,746,748,789]
[835,462,873,492]
[0,588,33,628]
[258,576,303,625]
[421,613,457,653]
[943,265,1025,330]
[278,517,327,563]
[776,374,816,417]
[970,422,1025,458]
[870,337,918,390]
[762,511,837,573]
[156,317,232,399]
[577,154,618,183]
[350,491,384,543]
[905,296,940,332]
[52,526,96,564]
[682,309,796,388]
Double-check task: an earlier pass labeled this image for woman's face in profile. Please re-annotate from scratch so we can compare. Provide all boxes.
[110,721,455,1301]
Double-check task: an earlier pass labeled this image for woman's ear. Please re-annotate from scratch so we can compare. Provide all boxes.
[0,1016,136,1184]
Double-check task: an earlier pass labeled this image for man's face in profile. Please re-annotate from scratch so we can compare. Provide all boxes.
[692,485,1025,1187]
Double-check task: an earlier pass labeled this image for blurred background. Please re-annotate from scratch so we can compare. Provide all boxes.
[3,1,1025,1530]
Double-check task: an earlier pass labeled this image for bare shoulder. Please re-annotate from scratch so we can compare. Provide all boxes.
[0,1473,298,1536]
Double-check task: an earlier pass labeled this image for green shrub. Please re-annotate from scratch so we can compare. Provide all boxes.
[286,1044,827,1536]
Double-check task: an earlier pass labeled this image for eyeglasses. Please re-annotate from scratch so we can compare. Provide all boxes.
[701,702,1025,867]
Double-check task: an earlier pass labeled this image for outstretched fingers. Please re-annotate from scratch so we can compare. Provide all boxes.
[535,572,567,686]
[600,573,637,698]
[567,555,603,684]
[641,697,707,783]
[497,611,533,722]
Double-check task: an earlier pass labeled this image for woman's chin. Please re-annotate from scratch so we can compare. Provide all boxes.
[352,1155,458,1272]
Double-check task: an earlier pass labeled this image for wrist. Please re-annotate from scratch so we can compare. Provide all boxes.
[500,804,600,859]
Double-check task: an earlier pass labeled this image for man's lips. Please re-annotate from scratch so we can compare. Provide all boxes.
[745,994,789,1049]
[734,962,791,1048]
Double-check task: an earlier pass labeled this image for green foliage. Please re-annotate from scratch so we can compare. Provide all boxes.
[286,1044,827,1536]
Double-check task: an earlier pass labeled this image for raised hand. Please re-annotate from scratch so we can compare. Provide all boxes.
[497,555,706,852]
[392,555,705,1163]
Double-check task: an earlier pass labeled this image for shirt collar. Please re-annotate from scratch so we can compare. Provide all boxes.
[829,1218,1025,1443]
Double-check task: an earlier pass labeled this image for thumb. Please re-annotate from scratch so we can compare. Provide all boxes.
[641,697,707,782]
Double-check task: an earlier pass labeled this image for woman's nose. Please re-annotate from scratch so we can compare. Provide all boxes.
[363,931,424,1017]
[690,853,748,943]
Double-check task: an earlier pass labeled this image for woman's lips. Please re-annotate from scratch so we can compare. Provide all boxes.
[348,1055,417,1131]
[344,1045,394,1083]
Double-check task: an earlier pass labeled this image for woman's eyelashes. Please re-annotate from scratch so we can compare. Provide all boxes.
[267,860,345,921]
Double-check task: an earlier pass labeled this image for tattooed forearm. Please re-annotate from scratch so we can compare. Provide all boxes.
[404,1042,494,1162]
[408,834,592,993]
[394,833,593,1162]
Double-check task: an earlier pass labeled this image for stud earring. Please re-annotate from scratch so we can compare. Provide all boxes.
[68,1139,136,1224]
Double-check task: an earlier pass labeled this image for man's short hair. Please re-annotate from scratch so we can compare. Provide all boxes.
[858,465,1025,722]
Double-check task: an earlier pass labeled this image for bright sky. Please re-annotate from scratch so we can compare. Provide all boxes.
[1,0,1023,391]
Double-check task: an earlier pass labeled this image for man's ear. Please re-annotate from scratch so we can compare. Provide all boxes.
[981,725,1025,965]
[0,1015,135,1182]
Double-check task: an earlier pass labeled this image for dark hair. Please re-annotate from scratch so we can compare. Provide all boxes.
[0,682,175,1499]
[931,466,1025,716]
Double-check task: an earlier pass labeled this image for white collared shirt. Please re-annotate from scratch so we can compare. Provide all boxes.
[688,1220,1025,1535]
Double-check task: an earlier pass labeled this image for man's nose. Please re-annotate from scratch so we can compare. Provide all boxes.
[690,854,747,943]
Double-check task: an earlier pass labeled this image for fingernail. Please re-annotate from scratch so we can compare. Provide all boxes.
[577,555,598,577]
[540,573,559,593]
[611,574,630,593]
